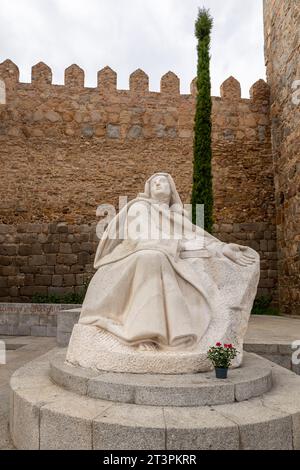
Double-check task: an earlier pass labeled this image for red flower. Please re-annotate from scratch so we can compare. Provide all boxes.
[216,342,221,347]
[228,344,233,349]
[224,344,228,348]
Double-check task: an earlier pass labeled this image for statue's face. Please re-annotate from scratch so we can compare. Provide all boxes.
[150,175,171,201]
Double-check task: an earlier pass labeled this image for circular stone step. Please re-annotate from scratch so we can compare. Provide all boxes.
[50,350,273,406]
[10,349,300,450]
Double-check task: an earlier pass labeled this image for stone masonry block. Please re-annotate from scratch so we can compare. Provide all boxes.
[93,403,165,450]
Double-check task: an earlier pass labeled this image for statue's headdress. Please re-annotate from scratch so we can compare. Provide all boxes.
[138,172,183,211]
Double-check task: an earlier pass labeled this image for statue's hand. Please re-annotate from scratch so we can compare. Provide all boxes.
[222,243,256,267]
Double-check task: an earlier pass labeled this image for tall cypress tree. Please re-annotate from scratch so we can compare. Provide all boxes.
[191,8,213,233]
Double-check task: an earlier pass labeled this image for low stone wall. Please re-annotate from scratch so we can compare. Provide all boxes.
[244,342,300,376]
[0,221,278,303]
[57,307,81,346]
[0,303,81,337]
[0,223,98,302]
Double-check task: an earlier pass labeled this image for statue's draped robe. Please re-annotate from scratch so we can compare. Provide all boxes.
[79,197,247,349]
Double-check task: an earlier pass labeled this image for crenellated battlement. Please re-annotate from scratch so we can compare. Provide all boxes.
[0,59,269,101]
[0,59,270,144]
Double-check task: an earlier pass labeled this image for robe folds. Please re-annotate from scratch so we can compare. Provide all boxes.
[79,196,259,350]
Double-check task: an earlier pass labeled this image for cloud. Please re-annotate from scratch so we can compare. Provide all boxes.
[0,0,266,96]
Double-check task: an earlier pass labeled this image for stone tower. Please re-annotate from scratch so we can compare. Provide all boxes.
[263,0,300,315]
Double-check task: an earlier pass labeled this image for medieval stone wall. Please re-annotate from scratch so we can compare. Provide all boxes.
[264,0,300,315]
[0,221,277,302]
[0,59,277,302]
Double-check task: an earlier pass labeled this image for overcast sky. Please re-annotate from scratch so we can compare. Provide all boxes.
[0,0,266,97]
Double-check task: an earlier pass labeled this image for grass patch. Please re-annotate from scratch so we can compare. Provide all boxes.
[31,291,85,304]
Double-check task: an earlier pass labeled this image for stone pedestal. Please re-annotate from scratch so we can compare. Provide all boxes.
[9,348,300,450]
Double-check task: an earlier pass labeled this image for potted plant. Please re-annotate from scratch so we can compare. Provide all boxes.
[207,342,239,379]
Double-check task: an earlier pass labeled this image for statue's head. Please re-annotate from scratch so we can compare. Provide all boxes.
[150,174,171,202]
[139,172,183,211]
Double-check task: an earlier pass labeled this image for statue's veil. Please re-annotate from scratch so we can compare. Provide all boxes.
[138,172,183,209]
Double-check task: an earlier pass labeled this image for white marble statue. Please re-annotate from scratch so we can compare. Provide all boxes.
[66,173,260,373]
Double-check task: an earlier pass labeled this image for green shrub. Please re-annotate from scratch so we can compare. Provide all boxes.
[251,295,279,316]
[31,291,85,304]
[31,278,91,305]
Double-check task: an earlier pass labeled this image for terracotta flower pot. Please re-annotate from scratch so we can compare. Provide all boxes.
[215,367,228,379]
